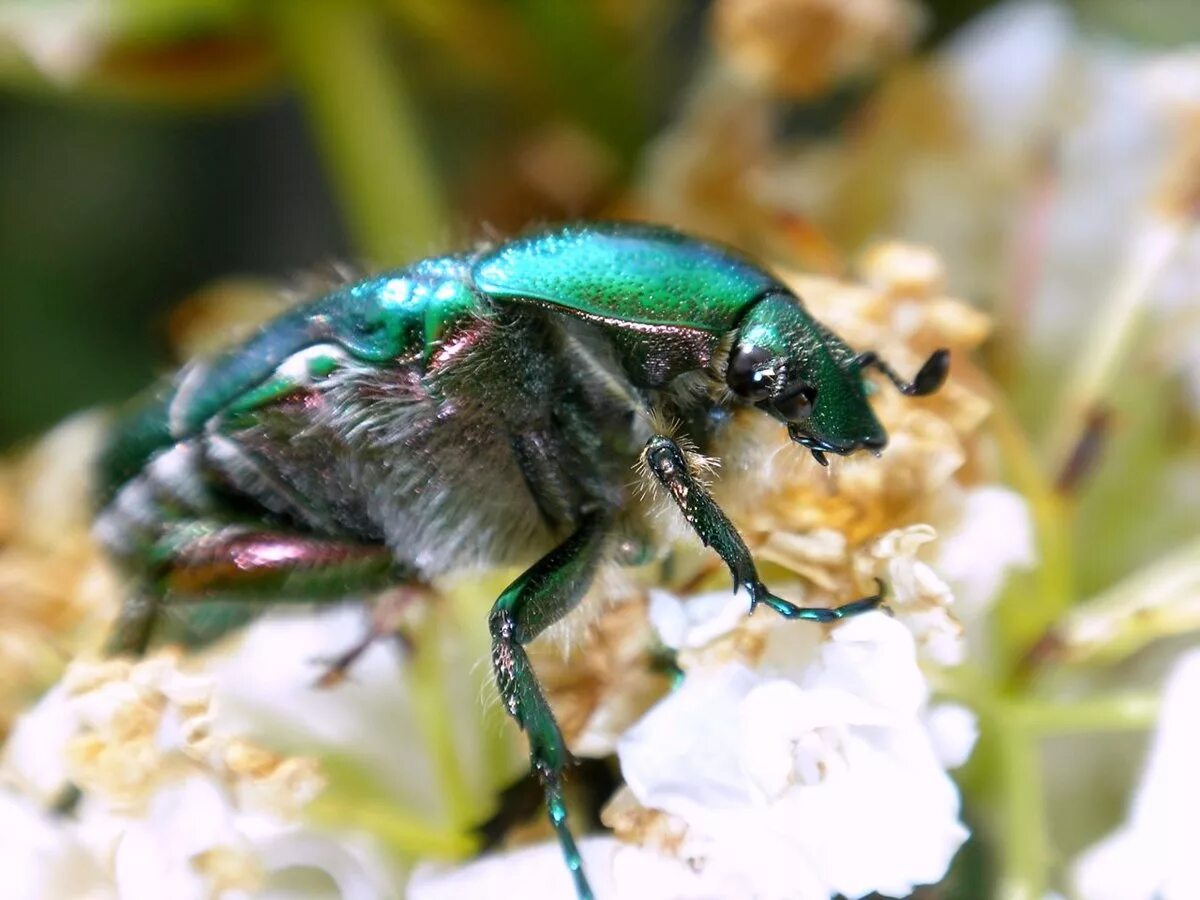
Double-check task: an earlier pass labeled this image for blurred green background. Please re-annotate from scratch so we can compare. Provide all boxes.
[1,0,1197,444]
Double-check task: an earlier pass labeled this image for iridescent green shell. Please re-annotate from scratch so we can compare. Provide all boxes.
[471,222,779,333]
[99,224,791,499]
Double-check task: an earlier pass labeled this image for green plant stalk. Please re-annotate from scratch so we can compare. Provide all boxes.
[407,605,478,830]
[308,751,478,860]
[1052,532,1200,666]
[995,704,1049,900]
[509,0,646,164]
[309,792,478,860]
[270,0,446,264]
[1047,217,1183,465]
[991,691,1160,899]
[1011,694,1160,734]
[987,393,1074,678]
[446,572,522,795]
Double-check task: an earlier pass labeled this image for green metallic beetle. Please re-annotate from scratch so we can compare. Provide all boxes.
[94,221,948,899]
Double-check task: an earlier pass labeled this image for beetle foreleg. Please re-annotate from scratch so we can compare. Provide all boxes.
[755,578,887,621]
[488,513,608,900]
[642,434,884,621]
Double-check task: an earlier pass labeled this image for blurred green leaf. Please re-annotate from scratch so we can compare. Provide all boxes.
[1052,533,1200,666]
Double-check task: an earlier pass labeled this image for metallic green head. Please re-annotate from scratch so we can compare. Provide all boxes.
[726,293,950,466]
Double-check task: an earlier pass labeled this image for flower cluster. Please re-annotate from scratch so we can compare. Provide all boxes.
[607,606,972,898]
[710,0,923,98]
[0,650,389,899]
[0,414,119,737]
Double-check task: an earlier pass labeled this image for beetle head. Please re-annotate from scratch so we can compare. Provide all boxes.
[726,293,949,466]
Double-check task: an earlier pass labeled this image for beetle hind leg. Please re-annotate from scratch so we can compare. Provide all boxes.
[488,513,608,900]
[105,521,405,656]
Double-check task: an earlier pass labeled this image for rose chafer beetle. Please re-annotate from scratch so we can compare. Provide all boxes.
[95,221,948,899]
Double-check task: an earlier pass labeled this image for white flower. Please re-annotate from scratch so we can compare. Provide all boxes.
[0,650,393,899]
[860,525,965,666]
[410,835,731,900]
[616,609,970,899]
[923,703,980,770]
[647,588,748,650]
[0,0,111,81]
[935,486,1036,619]
[207,604,459,823]
[0,788,111,900]
[1071,648,1200,900]
[941,0,1075,163]
[409,837,616,900]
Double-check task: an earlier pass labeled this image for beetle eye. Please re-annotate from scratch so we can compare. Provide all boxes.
[727,345,775,401]
[773,383,818,421]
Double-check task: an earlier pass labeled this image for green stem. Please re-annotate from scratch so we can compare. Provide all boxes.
[988,394,1074,679]
[991,690,1161,900]
[1047,217,1183,465]
[407,605,477,829]
[509,0,646,164]
[309,793,477,860]
[270,0,447,264]
[446,573,520,795]
[1051,532,1200,666]
[995,704,1048,900]
[1010,693,1160,734]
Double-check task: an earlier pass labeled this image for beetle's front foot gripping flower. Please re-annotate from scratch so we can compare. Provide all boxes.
[751,579,888,623]
[745,581,773,615]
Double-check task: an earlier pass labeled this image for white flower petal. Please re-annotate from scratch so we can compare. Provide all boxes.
[208,607,441,812]
[802,612,929,716]
[739,680,892,798]
[0,0,110,81]
[255,832,400,900]
[1072,648,1200,900]
[1073,825,1162,900]
[113,826,210,900]
[923,703,980,770]
[112,777,244,900]
[2,681,77,801]
[619,664,762,817]
[777,729,966,899]
[409,837,622,900]
[0,788,112,900]
[942,0,1075,161]
[936,487,1036,617]
[647,588,747,650]
[618,610,968,898]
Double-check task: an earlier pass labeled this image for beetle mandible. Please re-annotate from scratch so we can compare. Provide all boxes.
[94,221,949,900]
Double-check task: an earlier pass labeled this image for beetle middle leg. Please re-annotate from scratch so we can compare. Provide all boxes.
[642,434,884,620]
[489,512,608,900]
[312,583,430,688]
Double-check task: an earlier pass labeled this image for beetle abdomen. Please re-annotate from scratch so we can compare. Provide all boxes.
[97,257,489,503]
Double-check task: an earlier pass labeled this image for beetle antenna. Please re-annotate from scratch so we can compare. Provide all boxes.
[853,349,950,397]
